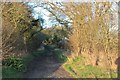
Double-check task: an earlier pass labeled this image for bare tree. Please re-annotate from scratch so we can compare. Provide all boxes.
[2,2,32,57]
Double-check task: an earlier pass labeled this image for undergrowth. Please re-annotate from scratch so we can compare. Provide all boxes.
[53,48,67,63]
[2,50,45,78]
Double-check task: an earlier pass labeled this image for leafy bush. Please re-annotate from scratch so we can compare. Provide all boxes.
[3,55,25,71]
[27,32,47,52]
[53,49,67,62]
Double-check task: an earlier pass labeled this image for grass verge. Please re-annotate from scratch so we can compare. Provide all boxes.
[63,56,117,78]
[2,66,22,78]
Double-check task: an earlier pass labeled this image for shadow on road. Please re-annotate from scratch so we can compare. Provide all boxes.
[23,54,72,78]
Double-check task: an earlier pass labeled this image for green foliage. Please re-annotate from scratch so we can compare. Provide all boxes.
[64,56,117,78]
[2,48,47,78]
[53,49,67,62]
[2,51,42,78]
[42,27,68,45]
[51,34,61,44]
[42,35,60,46]
[26,32,47,52]
[3,55,25,71]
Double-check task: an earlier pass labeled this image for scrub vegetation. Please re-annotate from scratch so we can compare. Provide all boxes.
[1,2,118,78]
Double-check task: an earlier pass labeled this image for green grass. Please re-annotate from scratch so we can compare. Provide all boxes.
[2,67,22,78]
[63,56,117,78]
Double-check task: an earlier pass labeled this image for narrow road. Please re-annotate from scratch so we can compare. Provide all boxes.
[23,55,73,78]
